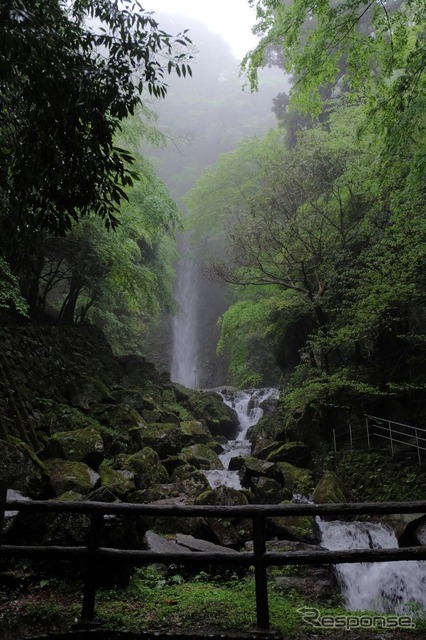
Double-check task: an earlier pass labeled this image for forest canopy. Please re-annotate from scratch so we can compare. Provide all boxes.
[0,0,191,348]
[185,0,425,409]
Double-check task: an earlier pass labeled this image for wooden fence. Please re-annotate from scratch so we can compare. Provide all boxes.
[2,485,426,632]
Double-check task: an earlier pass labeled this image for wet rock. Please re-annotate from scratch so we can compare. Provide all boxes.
[267,509,318,544]
[312,470,346,504]
[252,477,291,504]
[180,420,212,444]
[0,440,48,498]
[180,444,224,470]
[98,462,135,498]
[43,427,104,469]
[139,422,189,457]
[195,485,252,547]
[171,464,210,498]
[241,457,280,487]
[66,375,115,410]
[276,461,314,496]
[265,441,311,467]
[119,447,169,490]
[45,458,100,496]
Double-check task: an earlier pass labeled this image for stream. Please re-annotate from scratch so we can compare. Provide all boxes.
[204,387,279,491]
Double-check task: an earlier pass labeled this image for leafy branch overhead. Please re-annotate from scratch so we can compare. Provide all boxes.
[0,0,192,235]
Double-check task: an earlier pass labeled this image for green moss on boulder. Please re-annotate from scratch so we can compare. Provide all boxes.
[312,471,346,504]
[43,428,104,469]
[45,459,100,496]
[180,444,224,470]
[120,447,169,490]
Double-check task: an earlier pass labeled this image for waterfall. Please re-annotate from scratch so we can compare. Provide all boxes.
[204,388,279,490]
[318,519,426,614]
[170,236,199,388]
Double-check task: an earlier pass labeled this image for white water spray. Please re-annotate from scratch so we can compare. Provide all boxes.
[318,519,426,614]
[204,388,279,490]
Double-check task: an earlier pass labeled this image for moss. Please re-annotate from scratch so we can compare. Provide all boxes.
[312,471,346,504]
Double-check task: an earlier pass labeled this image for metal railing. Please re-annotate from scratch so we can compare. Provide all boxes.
[2,485,426,633]
[333,415,426,463]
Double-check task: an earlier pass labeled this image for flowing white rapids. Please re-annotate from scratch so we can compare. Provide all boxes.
[318,519,426,614]
[204,388,279,490]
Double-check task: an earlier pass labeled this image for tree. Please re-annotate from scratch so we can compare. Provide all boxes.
[0,0,192,237]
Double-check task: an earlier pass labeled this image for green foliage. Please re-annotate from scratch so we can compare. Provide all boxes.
[330,450,426,502]
[0,256,28,316]
[0,0,191,236]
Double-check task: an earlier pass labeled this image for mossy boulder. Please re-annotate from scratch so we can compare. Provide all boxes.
[181,390,239,439]
[88,403,145,429]
[195,485,252,547]
[252,477,291,504]
[43,428,104,469]
[66,375,115,410]
[276,462,314,496]
[45,459,100,496]
[265,441,311,467]
[0,439,48,498]
[240,457,279,487]
[129,484,183,503]
[171,464,210,498]
[180,420,212,444]
[283,406,322,446]
[138,423,188,458]
[248,409,287,450]
[267,506,318,544]
[312,471,346,504]
[99,425,143,457]
[98,462,135,498]
[120,447,169,490]
[180,444,224,470]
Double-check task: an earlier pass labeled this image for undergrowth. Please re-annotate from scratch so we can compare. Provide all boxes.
[1,567,426,638]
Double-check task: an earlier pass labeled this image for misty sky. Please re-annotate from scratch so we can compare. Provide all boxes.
[144,0,259,59]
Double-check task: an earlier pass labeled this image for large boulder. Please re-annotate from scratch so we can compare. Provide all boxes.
[267,509,318,544]
[66,375,115,410]
[312,471,346,504]
[195,485,252,547]
[45,458,100,496]
[276,462,314,496]
[98,462,135,498]
[179,390,239,439]
[240,457,281,487]
[138,423,189,458]
[88,403,145,429]
[43,428,104,469]
[119,447,169,490]
[180,444,224,470]
[171,464,210,498]
[265,441,311,467]
[252,477,291,504]
[180,420,212,444]
[0,440,48,498]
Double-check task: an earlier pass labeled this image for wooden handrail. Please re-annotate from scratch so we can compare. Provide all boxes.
[2,492,426,632]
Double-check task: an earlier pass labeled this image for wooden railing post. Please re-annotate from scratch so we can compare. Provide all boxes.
[80,512,103,625]
[253,515,269,630]
[0,483,7,549]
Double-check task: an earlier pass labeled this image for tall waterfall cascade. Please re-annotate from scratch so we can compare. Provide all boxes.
[204,388,279,490]
[318,519,426,614]
[170,237,199,389]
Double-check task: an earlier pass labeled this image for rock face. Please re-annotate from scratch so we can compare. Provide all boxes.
[0,440,48,498]
[43,428,104,468]
[312,471,346,504]
[44,459,100,496]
